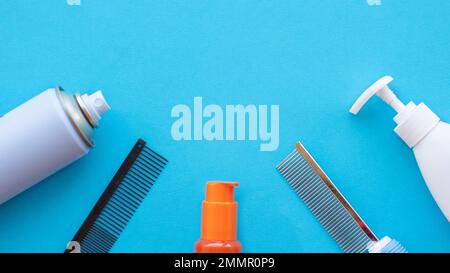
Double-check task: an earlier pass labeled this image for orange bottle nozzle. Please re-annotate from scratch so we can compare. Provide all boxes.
[201,182,239,241]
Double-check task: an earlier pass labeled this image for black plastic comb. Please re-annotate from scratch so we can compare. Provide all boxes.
[65,139,168,253]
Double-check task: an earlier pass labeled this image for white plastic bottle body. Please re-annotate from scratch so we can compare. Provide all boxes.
[413,121,450,221]
[0,89,91,204]
[351,76,450,221]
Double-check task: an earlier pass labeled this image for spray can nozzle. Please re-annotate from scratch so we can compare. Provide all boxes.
[76,90,111,128]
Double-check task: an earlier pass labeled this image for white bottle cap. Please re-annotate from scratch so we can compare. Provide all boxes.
[80,90,111,127]
[367,236,392,253]
[350,76,440,148]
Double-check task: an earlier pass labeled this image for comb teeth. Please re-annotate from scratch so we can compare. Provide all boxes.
[277,142,377,253]
[66,139,168,253]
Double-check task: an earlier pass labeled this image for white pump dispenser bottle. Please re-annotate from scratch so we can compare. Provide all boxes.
[350,76,450,221]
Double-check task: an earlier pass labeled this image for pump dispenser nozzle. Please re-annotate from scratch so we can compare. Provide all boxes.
[201,182,239,241]
[350,76,440,148]
[195,182,242,253]
[350,76,406,115]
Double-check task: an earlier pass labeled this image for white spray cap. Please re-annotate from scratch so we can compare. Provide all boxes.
[350,76,440,148]
[80,90,111,127]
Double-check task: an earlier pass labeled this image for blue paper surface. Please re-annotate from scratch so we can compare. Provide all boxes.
[0,0,449,253]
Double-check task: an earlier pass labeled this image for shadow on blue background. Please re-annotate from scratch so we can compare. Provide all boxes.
[0,0,449,253]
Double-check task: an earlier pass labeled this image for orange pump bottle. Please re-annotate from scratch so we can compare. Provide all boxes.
[195,182,242,253]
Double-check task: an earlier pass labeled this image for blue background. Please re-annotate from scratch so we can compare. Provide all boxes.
[0,0,449,253]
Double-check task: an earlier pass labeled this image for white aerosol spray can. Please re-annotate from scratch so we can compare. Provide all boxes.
[0,87,110,204]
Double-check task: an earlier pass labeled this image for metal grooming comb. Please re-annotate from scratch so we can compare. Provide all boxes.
[277,141,407,253]
[65,139,168,253]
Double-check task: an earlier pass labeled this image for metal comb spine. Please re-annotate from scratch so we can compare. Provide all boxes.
[277,141,378,253]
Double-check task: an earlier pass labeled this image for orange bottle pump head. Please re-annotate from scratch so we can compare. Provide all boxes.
[200,182,239,241]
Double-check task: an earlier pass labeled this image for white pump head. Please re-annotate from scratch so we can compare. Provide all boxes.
[350,76,440,148]
[350,76,406,115]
